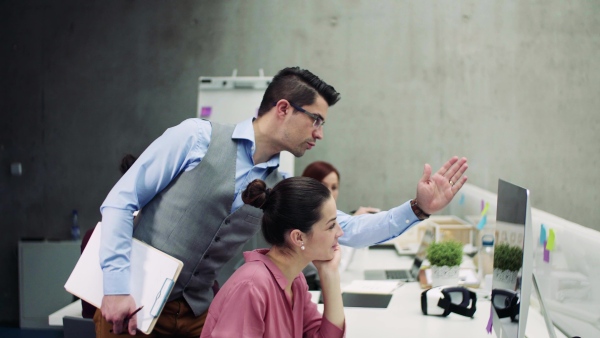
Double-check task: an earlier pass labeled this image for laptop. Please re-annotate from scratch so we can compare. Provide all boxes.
[364,228,435,282]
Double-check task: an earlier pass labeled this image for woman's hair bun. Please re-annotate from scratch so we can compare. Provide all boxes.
[242,179,269,209]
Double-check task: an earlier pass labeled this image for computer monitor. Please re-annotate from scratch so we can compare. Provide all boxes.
[492,179,534,338]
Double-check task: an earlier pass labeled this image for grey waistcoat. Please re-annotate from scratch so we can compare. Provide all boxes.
[133,121,283,316]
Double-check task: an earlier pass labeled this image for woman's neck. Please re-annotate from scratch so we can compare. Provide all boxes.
[266,246,309,289]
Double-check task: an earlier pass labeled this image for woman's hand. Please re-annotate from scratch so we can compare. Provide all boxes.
[313,245,345,331]
[313,244,342,278]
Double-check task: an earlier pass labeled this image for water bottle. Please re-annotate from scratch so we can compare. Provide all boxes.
[71,209,81,240]
[478,234,494,290]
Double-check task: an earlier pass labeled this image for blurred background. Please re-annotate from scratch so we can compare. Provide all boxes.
[1,0,599,326]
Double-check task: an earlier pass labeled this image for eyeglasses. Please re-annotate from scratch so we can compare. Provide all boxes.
[289,102,325,128]
[288,102,325,128]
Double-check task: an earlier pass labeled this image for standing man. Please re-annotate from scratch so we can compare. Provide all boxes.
[96,66,468,337]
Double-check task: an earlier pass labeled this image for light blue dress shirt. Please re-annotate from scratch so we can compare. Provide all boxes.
[100,117,420,295]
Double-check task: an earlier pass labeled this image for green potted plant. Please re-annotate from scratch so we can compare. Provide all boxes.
[492,243,523,290]
[426,240,463,286]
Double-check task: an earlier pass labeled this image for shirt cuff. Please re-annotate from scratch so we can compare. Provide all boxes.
[389,200,421,229]
[103,269,131,295]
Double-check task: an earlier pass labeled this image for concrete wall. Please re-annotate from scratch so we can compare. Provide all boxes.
[1,0,598,324]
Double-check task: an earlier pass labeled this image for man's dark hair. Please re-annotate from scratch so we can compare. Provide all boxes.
[257,67,341,116]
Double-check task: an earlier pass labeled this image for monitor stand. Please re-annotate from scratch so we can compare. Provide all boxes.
[531,272,558,338]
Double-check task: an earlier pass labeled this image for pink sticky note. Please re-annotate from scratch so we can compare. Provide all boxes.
[543,241,550,263]
[200,106,212,117]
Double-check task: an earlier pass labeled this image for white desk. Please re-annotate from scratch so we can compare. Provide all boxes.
[340,247,567,338]
[48,300,82,326]
[50,247,567,337]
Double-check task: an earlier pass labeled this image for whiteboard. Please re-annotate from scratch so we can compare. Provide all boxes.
[197,74,294,176]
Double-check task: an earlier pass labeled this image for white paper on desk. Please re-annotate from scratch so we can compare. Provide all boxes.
[64,222,183,334]
[342,280,404,294]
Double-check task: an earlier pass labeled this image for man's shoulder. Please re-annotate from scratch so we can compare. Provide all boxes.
[177,118,212,129]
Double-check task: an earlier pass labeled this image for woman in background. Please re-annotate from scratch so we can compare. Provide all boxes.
[301,161,381,283]
[200,177,345,338]
[301,161,380,216]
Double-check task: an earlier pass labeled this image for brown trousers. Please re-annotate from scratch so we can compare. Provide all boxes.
[94,298,207,338]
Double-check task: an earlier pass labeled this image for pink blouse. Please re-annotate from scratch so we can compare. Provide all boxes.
[200,249,345,338]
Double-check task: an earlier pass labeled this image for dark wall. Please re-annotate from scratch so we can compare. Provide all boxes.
[0,1,230,324]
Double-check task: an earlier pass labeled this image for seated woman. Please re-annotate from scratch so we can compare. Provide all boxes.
[200,177,345,338]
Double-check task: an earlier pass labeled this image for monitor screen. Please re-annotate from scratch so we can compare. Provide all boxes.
[492,179,534,338]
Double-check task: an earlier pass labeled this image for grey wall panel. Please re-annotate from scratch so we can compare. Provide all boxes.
[2,0,599,323]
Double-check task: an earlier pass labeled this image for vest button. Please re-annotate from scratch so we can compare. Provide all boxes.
[193,271,199,276]
[215,236,221,242]
[225,219,230,225]
[204,254,210,259]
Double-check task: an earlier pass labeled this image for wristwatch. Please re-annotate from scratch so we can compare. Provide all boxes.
[410,199,431,220]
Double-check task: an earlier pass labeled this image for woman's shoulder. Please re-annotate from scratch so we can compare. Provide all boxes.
[227,261,277,290]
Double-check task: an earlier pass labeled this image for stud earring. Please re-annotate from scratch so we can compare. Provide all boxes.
[301,242,305,251]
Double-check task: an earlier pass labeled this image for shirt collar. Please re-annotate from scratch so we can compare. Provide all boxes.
[232,118,280,168]
[243,249,302,291]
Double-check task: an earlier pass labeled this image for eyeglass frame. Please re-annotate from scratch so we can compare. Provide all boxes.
[272,101,325,128]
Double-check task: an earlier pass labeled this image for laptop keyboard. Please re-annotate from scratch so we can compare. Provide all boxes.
[385,270,410,280]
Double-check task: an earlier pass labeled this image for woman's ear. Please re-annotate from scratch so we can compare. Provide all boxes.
[288,229,305,250]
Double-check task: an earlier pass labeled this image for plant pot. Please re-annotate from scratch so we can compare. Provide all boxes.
[492,268,519,290]
[431,265,460,287]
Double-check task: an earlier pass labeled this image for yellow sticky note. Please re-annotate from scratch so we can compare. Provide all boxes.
[546,229,556,251]
[480,202,490,216]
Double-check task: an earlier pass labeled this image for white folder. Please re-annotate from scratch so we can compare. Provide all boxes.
[64,222,183,334]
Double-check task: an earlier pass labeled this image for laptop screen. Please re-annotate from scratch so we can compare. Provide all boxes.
[410,228,435,278]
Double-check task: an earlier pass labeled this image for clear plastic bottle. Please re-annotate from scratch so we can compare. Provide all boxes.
[478,234,495,289]
[71,209,80,240]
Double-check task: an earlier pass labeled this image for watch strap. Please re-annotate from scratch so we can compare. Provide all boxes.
[411,199,431,220]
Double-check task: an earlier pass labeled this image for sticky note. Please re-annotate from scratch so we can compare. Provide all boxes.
[546,229,556,251]
[539,224,547,245]
[543,241,550,263]
[476,202,489,230]
[200,106,212,117]
[480,202,490,217]
[477,214,488,230]
[459,194,465,205]
[481,200,485,212]
[486,306,493,333]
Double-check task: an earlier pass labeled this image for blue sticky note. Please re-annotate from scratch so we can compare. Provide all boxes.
[476,214,488,230]
[459,194,465,205]
[539,224,547,245]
